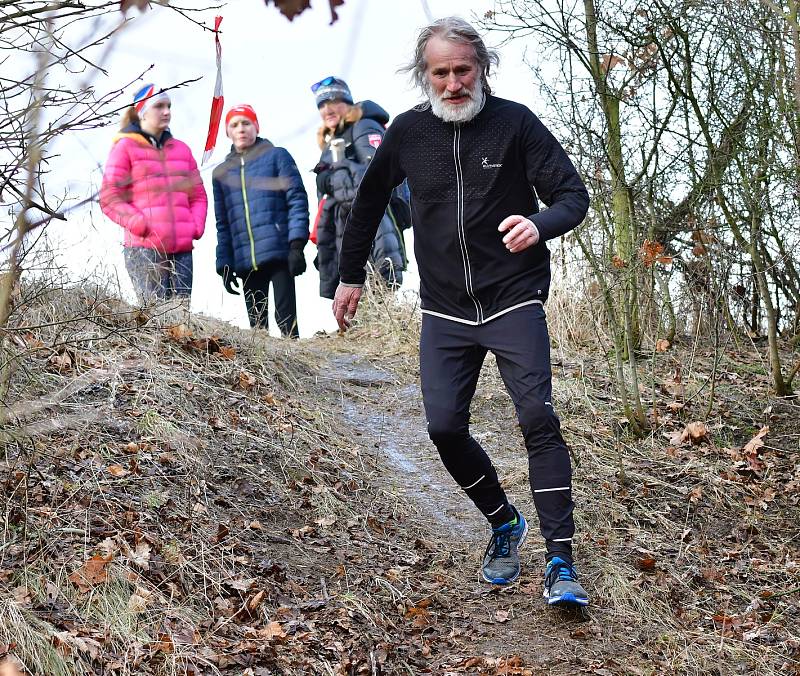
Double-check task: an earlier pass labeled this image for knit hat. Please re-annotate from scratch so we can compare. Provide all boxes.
[311,76,353,108]
[225,104,259,133]
[133,83,169,115]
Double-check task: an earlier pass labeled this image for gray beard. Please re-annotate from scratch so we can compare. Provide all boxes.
[425,84,485,123]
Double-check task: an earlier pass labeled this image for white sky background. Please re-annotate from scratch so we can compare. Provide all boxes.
[44,0,544,337]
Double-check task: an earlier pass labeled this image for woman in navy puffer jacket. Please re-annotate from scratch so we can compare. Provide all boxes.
[213,105,309,337]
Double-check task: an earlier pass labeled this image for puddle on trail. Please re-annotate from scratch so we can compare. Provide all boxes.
[320,354,482,543]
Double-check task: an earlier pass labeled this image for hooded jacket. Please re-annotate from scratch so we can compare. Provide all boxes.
[212,137,309,274]
[100,123,207,254]
[340,95,590,324]
[314,101,406,299]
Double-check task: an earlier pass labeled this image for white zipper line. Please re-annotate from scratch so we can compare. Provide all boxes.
[452,125,481,323]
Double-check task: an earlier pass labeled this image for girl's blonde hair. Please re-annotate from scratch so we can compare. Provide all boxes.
[120,106,139,130]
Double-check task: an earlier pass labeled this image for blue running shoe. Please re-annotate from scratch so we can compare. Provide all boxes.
[481,506,528,584]
[543,556,589,607]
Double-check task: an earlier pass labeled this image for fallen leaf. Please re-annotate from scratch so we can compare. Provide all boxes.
[68,555,111,593]
[153,633,174,654]
[688,485,703,503]
[655,339,671,352]
[314,515,337,527]
[166,324,193,340]
[229,577,255,592]
[636,556,656,571]
[219,346,236,360]
[130,542,151,569]
[238,371,256,390]
[247,590,266,613]
[671,421,709,446]
[11,585,31,605]
[107,464,130,478]
[49,352,72,371]
[494,609,510,623]
[214,523,230,542]
[259,621,286,640]
[53,632,102,660]
[742,426,768,456]
[97,537,117,557]
[128,587,152,612]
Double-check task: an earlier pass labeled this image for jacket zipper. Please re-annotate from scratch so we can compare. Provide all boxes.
[240,154,258,271]
[452,125,482,323]
[159,147,177,249]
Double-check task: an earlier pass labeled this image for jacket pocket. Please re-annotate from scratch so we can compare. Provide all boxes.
[127,211,149,238]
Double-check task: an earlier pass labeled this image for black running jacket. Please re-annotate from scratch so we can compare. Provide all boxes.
[339,95,589,325]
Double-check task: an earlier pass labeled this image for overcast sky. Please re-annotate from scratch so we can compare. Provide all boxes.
[43,0,544,337]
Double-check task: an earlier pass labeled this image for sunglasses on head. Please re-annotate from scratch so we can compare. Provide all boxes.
[310,75,340,93]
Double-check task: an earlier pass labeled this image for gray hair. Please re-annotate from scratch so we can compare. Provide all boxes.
[400,17,499,95]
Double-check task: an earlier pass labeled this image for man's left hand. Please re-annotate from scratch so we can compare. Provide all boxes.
[498,215,540,253]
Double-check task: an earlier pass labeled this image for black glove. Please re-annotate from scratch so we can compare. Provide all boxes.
[287,240,306,277]
[315,169,332,195]
[220,265,240,295]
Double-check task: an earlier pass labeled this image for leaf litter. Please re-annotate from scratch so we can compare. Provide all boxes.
[0,284,797,674]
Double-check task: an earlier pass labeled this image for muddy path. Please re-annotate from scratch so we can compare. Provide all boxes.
[314,350,631,676]
[317,353,482,544]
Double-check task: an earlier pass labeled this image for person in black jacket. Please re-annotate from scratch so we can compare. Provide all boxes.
[213,105,309,337]
[333,18,591,608]
[310,76,406,300]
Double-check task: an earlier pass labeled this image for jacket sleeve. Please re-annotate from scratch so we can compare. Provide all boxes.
[212,171,234,274]
[350,118,385,165]
[99,140,148,237]
[277,148,309,244]
[339,121,406,286]
[521,111,589,241]
[186,152,208,240]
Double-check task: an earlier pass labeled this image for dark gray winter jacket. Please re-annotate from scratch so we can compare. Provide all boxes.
[314,100,406,299]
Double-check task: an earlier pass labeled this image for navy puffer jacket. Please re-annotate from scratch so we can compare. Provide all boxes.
[213,138,309,275]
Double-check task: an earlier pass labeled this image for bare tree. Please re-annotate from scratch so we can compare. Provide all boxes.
[483,0,799,414]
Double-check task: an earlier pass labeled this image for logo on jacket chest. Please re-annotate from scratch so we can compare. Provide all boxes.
[481,157,502,169]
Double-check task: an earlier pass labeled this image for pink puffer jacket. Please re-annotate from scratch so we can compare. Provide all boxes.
[100,130,207,253]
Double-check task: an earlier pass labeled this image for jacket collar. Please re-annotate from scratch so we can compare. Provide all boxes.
[225,136,274,161]
[114,122,173,148]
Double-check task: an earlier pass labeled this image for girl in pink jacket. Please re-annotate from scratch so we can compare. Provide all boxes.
[100,84,208,303]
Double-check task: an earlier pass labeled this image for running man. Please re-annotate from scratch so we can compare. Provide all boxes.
[333,17,590,606]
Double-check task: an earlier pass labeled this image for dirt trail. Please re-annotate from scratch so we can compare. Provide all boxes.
[316,351,614,675]
[320,353,482,544]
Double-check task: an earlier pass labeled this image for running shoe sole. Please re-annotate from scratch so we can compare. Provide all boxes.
[543,589,590,607]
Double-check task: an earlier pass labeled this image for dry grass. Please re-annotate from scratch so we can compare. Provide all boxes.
[1,275,797,674]
[325,277,799,674]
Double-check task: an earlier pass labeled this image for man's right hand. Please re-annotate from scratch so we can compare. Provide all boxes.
[221,266,241,295]
[332,283,363,332]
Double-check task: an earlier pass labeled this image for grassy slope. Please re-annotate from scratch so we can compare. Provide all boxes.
[0,284,798,675]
